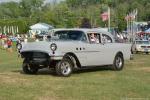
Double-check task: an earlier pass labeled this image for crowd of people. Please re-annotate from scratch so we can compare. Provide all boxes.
[135,33,150,41]
[0,34,28,52]
[0,33,51,53]
[0,35,13,52]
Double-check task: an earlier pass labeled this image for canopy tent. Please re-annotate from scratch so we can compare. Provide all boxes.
[29,23,54,36]
[145,28,150,33]
[30,23,53,30]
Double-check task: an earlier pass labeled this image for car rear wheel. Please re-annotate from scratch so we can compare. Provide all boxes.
[145,52,149,54]
[22,59,38,74]
[112,54,124,71]
[136,51,139,54]
[55,58,73,77]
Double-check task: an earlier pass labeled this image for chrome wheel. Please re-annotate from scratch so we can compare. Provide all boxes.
[56,58,73,77]
[115,57,123,69]
[60,61,71,75]
[112,54,124,70]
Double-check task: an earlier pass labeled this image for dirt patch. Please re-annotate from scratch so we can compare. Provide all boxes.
[0,73,30,85]
[38,96,59,100]
[37,92,60,100]
[131,67,150,72]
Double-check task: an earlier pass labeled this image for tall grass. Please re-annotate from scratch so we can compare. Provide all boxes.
[0,49,150,100]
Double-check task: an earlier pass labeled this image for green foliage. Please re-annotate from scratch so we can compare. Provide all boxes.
[0,0,149,33]
[80,18,91,28]
[0,2,21,18]
[20,0,43,17]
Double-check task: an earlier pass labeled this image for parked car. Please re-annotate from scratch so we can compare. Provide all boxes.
[20,28,132,77]
[132,40,150,54]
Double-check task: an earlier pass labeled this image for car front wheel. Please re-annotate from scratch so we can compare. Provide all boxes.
[55,58,73,77]
[22,60,38,74]
[112,54,124,71]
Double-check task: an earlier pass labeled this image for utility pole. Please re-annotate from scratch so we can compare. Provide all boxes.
[108,7,110,32]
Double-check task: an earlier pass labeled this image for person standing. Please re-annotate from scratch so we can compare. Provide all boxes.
[7,38,13,52]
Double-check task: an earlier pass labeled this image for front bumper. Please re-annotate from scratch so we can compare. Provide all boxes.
[51,56,63,60]
[137,49,150,52]
[21,51,64,65]
[29,58,49,65]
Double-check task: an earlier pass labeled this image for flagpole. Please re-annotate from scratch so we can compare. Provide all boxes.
[108,7,110,32]
[126,15,129,33]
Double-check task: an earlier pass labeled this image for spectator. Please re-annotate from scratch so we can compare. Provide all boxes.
[3,38,7,50]
[7,38,13,52]
[90,33,99,43]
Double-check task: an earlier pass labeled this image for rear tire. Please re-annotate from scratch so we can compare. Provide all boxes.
[136,51,139,54]
[146,52,149,54]
[55,58,73,77]
[22,59,38,74]
[112,53,124,71]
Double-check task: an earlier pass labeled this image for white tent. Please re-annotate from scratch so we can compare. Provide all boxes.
[29,23,54,35]
[30,23,53,30]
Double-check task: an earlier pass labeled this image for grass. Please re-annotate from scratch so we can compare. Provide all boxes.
[0,47,150,100]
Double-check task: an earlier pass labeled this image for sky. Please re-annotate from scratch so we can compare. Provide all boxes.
[0,0,65,3]
[0,0,20,2]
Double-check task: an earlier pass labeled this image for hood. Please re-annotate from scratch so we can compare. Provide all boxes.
[20,40,84,54]
[20,41,52,54]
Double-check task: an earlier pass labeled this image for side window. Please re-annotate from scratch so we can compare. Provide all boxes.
[102,34,112,43]
[88,33,101,43]
[81,33,87,41]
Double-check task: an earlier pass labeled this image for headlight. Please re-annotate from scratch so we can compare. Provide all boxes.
[17,43,22,50]
[50,43,57,51]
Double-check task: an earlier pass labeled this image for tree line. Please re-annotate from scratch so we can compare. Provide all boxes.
[0,0,149,33]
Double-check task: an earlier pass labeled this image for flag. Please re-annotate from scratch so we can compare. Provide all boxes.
[101,12,109,21]
[125,13,135,21]
[126,9,138,21]
[125,14,130,21]
[129,12,135,20]
[134,9,138,16]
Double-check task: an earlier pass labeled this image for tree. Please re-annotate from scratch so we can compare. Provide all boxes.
[20,0,43,18]
[0,2,22,19]
[80,18,92,28]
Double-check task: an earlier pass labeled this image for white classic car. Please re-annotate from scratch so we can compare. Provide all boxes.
[132,40,150,54]
[20,28,132,77]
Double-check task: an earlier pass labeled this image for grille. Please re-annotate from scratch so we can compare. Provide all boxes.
[21,51,49,59]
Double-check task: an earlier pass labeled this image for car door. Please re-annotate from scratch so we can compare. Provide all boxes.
[83,33,114,67]
[81,33,105,66]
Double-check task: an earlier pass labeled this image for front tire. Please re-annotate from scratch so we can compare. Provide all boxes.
[55,58,73,77]
[22,60,38,74]
[112,54,124,71]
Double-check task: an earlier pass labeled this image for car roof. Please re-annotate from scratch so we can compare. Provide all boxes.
[53,28,114,42]
[53,28,112,35]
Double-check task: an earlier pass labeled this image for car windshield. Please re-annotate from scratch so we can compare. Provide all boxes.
[136,41,150,44]
[54,30,86,41]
